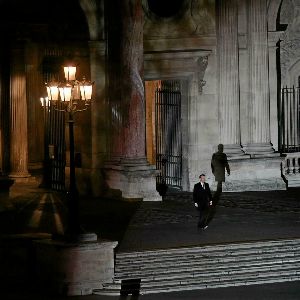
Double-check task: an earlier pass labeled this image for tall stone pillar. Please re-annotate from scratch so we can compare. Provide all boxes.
[9,43,30,179]
[89,41,107,196]
[246,0,274,154]
[104,0,160,201]
[79,0,109,196]
[0,47,10,176]
[25,43,44,165]
[216,0,244,156]
[120,0,146,160]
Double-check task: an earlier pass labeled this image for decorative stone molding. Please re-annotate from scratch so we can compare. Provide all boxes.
[142,0,215,38]
[279,0,300,84]
[197,56,208,94]
[79,0,105,41]
[144,50,211,80]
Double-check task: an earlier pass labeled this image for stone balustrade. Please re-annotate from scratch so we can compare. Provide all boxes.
[282,153,300,187]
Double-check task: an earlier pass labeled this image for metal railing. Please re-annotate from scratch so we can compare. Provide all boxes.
[279,86,300,153]
[155,80,182,189]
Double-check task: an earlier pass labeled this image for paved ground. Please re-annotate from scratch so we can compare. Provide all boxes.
[119,188,300,251]
[0,183,300,299]
[2,280,300,299]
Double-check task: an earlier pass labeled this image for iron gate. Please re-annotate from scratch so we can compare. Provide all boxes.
[155,80,182,188]
[42,48,66,191]
[279,86,300,153]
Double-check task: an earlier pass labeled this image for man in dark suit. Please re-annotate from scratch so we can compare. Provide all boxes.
[193,174,213,230]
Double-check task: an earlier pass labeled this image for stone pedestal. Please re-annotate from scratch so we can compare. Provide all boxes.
[104,158,161,201]
[212,155,286,192]
[35,238,118,296]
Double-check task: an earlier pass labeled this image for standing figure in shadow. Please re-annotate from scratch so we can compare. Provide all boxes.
[193,174,213,230]
[211,144,230,202]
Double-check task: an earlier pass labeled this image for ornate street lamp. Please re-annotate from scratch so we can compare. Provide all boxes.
[43,64,94,240]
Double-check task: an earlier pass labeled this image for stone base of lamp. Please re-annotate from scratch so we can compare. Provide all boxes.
[35,237,118,296]
[104,157,162,201]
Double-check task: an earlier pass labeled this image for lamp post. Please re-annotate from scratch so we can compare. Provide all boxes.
[44,65,93,240]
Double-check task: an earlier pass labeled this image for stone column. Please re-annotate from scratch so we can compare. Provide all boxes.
[80,0,109,196]
[9,43,30,179]
[0,47,11,178]
[104,0,160,201]
[246,0,274,154]
[120,0,146,160]
[89,41,107,196]
[216,0,243,156]
[25,43,44,165]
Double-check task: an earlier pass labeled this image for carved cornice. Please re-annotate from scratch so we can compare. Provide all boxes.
[144,49,210,81]
[196,56,208,94]
[142,0,215,39]
[279,0,300,82]
[79,0,104,41]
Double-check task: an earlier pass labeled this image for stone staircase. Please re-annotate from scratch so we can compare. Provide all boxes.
[93,238,300,295]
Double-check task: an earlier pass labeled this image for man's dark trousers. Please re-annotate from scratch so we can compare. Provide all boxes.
[193,182,212,228]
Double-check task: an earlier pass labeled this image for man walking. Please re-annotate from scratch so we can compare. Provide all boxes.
[193,174,213,230]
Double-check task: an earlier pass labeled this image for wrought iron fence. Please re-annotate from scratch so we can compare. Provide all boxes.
[155,80,182,189]
[42,48,66,191]
[279,86,300,153]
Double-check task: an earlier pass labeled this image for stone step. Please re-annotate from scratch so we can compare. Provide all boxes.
[95,269,300,295]
[115,255,300,280]
[93,238,300,296]
[286,176,300,187]
[141,268,300,288]
[141,275,300,295]
[116,238,300,260]
[140,262,300,286]
[115,245,300,271]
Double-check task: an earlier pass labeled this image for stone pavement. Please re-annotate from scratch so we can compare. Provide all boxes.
[2,280,300,300]
[118,188,300,252]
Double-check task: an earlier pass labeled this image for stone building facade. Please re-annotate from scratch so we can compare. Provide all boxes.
[0,0,299,200]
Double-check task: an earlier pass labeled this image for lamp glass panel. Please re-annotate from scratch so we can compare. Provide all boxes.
[80,84,93,100]
[46,86,59,100]
[64,66,76,81]
[40,97,49,106]
[59,86,72,101]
